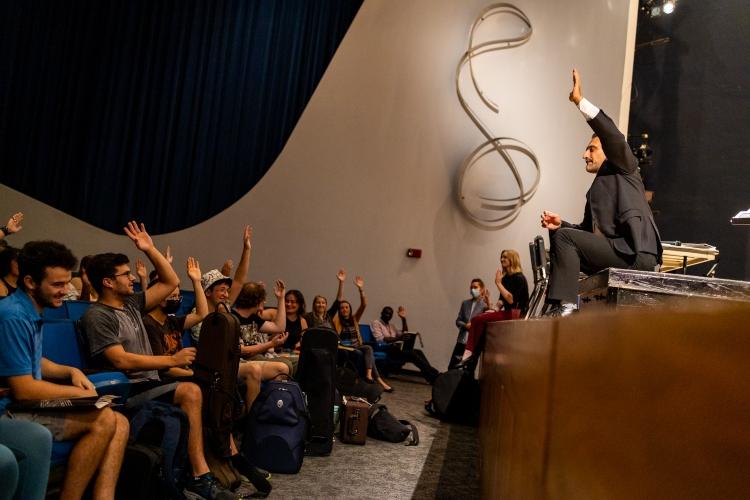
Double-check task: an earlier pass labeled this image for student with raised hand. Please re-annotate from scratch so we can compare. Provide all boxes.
[0,240,128,500]
[332,275,393,392]
[0,212,23,241]
[371,306,439,384]
[304,268,347,329]
[143,256,209,379]
[232,280,292,401]
[81,221,237,500]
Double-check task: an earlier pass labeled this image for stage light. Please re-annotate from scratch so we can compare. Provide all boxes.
[662,1,675,14]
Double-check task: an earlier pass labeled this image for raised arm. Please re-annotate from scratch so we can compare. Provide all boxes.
[570,68,636,174]
[135,258,149,290]
[124,221,179,311]
[0,212,23,240]
[260,280,287,334]
[229,226,252,305]
[328,269,346,317]
[398,306,409,332]
[353,276,367,322]
[183,257,208,330]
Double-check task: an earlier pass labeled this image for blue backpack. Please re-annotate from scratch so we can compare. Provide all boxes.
[242,379,309,473]
[127,400,190,499]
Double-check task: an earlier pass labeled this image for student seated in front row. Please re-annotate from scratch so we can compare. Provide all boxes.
[0,240,128,500]
[80,222,263,500]
[371,306,439,384]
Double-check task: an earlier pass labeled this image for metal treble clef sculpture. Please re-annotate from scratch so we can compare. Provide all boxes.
[456,4,540,228]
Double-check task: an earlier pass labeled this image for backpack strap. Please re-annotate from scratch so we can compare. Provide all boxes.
[399,420,419,446]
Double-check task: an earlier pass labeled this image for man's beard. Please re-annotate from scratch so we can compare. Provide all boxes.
[32,287,59,309]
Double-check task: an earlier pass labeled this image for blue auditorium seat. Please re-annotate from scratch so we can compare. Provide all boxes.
[42,321,84,368]
[359,324,388,361]
[43,305,68,321]
[64,300,91,321]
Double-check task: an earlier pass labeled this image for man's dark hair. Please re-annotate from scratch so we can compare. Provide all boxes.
[285,289,306,315]
[591,133,598,140]
[234,282,266,309]
[0,246,20,277]
[86,253,130,295]
[471,278,485,288]
[381,306,393,316]
[17,241,77,290]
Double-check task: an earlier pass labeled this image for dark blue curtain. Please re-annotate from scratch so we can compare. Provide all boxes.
[0,0,362,233]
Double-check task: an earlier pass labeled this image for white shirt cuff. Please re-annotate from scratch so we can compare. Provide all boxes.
[578,98,600,121]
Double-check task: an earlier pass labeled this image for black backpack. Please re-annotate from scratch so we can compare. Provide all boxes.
[118,400,190,499]
[426,366,480,426]
[367,404,419,445]
[192,303,241,457]
[296,327,338,456]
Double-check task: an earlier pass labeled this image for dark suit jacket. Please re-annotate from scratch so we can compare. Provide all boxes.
[563,110,662,264]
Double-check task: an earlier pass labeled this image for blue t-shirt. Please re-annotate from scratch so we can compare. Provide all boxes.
[0,291,44,413]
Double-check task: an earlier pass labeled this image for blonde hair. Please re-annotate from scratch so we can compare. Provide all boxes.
[501,249,523,274]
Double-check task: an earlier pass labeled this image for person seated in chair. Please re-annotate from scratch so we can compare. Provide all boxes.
[81,222,257,499]
[232,280,293,406]
[371,306,439,384]
[460,249,530,366]
[540,69,661,316]
[331,274,393,392]
[0,240,128,500]
[142,256,209,380]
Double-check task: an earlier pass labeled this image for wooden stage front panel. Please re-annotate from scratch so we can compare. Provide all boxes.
[480,305,750,499]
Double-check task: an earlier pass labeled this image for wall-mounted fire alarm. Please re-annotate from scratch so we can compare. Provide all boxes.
[406,248,422,258]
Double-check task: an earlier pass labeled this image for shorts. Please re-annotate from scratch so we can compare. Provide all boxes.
[10,411,71,441]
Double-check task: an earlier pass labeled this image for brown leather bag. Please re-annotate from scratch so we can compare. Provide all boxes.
[340,396,370,445]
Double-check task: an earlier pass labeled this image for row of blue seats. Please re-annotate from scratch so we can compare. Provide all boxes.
[44,291,197,321]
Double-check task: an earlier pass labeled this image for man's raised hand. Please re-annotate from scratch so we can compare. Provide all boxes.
[124,221,154,252]
[397,306,407,319]
[569,68,583,105]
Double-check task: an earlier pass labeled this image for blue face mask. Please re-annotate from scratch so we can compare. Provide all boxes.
[470,288,481,298]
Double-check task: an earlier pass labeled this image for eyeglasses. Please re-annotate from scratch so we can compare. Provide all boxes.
[111,271,134,279]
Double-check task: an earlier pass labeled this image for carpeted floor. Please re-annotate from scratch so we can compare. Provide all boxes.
[239,373,480,499]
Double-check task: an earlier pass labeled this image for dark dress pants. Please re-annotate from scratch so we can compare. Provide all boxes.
[547,228,633,303]
[388,347,439,384]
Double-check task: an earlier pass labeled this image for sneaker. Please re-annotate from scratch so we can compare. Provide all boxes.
[543,302,578,317]
[184,473,238,500]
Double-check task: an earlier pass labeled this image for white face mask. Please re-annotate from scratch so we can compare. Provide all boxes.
[470,287,481,298]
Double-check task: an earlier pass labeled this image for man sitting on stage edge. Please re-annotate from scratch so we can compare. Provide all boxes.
[541,69,662,316]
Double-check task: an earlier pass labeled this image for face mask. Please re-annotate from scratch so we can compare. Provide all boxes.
[470,288,481,298]
[164,299,181,314]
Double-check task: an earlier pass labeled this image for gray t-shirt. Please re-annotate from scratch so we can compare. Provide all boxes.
[81,292,159,380]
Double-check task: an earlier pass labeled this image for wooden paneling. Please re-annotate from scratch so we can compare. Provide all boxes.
[480,305,750,499]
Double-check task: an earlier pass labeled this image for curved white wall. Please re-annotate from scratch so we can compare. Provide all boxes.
[1,0,636,369]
